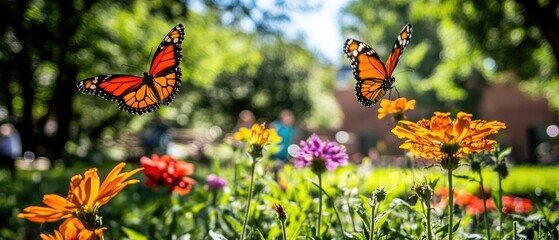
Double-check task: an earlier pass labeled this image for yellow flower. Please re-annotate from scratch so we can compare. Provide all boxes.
[18,162,142,229]
[234,123,281,145]
[234,123,281,161]
[392,112,506,169]
[40,218,106,240]
[377,98,416,121]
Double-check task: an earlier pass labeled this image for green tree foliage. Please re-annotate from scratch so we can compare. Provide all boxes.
[192,37,343,132]
[342,0,559,113]
[0,0,338,162]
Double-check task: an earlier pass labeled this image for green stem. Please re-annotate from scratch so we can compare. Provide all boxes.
[211,189,218,207]
[370,203,376,240]
[426,200,433,240]
[280,220,287,240]
[347,197,357,232]
[448,168,454,240]
[233,160,239,196]
[478,171,491,239]
[306,177,347,239]
[240,161,257,240]
[498,176,503,239]
[316,174,323,237]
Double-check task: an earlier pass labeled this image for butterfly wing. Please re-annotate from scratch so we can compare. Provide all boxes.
[344,39,391,106]
[384,24,412,77]
[77,74,164,114]
[343,23,412,107]
[147,24,184,107]
[77,24,184,115]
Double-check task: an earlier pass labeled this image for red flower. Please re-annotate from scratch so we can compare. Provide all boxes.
[140,154,196,195]
[432,187,449,213]
[466,197,496,215]
[502,196,532,214]
[454,189,475,206]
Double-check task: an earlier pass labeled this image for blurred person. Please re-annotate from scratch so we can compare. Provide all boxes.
[0,123,21,179]
[141,117,171,155]
[270,109,298,162]
[228,110,256,148]
[233,110,255,133]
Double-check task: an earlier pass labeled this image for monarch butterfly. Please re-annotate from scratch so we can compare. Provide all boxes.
[77,24,184,115]
[344,24,412,107]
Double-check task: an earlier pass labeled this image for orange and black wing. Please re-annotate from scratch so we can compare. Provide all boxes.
[77,74,162,115]
[147,24,184,107]
[343,23,412,107]
[77,24,184,115]
[385,24,412,77]
[344,39,391,106]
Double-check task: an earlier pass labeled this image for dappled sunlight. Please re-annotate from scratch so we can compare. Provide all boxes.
[2,0,559,239]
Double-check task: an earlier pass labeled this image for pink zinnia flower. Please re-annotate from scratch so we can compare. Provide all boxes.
[295,134,348,174]
[206,174,227,190]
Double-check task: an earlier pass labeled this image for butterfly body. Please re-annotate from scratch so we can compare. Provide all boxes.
[344,24,412,107]
[77,24,184,115]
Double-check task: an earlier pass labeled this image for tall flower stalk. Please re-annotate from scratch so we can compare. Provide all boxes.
[491,145,511,239]
[369,188,387,240]
[412,178,438,240]
[235,123,280,240]
[275,203,288,240]
[392,112,506,239]
[465,153,492,238]
[295,134,348,238]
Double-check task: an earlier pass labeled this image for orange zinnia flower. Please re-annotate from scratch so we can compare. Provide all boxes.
[392,112,506,169]
[18,162,142,229]
[377,97,416,121]
[40,218,106,240]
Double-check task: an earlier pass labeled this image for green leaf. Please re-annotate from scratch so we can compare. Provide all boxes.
[436,219,461,236]
[223,214,243,233]
[121,227,149,240]
[350,232,367,240]
[453,174,479,182]
[374,209,392,231]
[498,147,513,160]
[255,229,266,240]
[209,230,228,240]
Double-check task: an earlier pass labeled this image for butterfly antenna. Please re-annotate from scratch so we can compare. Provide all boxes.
[121,64,143,73]
[394,68,415,75]
[145,47,154,71]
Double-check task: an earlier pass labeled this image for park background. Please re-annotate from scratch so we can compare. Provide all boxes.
[1,0,559,239]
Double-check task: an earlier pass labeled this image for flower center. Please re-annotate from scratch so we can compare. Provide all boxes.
[76,204,102,230]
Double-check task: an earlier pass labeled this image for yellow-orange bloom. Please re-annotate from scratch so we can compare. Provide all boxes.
[377,98,416,121]
[18,162,142,228]
[392,112,506,168]
[234,123,281,161]
[40,218,106,240]
[234,123,281,145]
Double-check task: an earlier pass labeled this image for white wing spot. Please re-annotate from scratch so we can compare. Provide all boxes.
[352,49,358,57]
[89,85,97,90]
